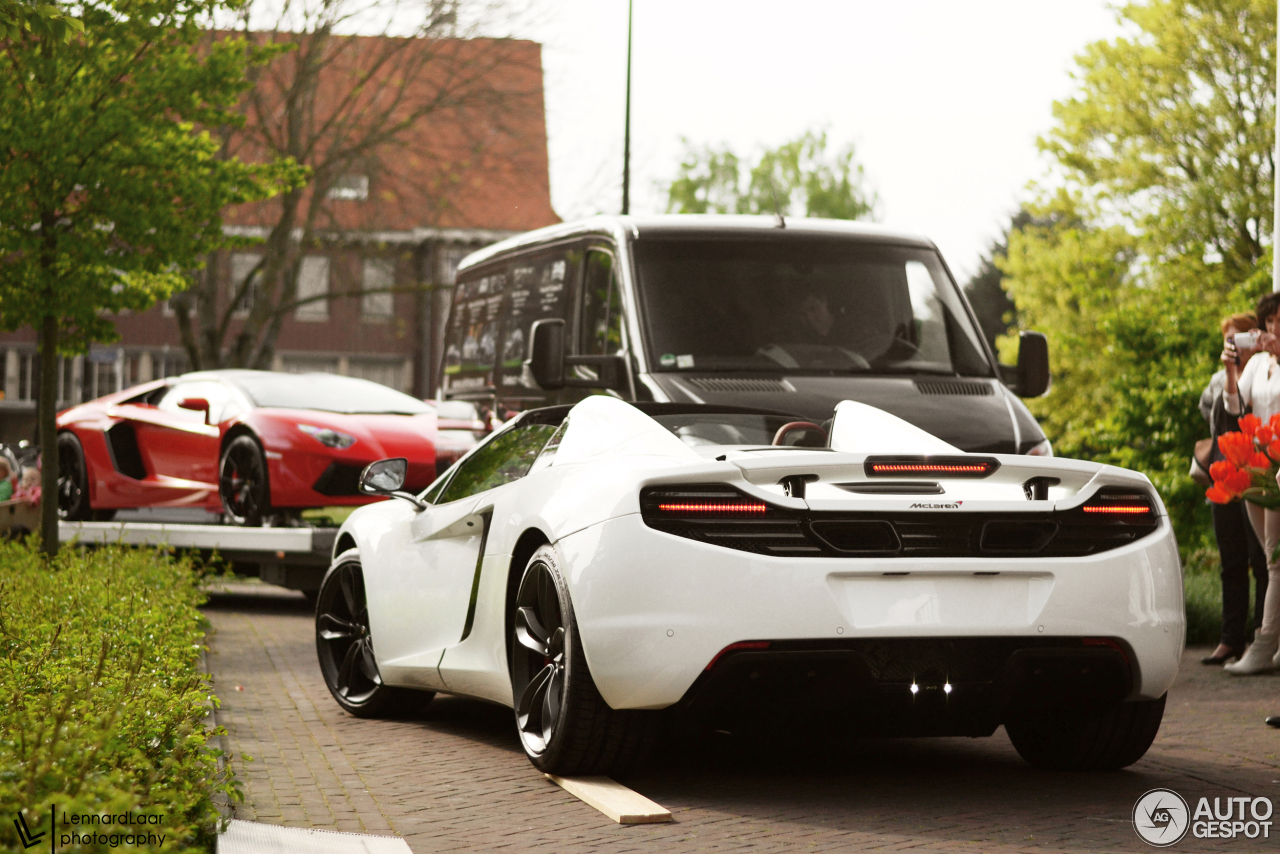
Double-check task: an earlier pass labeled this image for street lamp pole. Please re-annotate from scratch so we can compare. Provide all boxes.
[622,0,633,216]
[1274,2,1279,291]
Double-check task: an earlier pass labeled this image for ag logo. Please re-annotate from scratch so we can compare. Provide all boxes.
[1133,788,1190,847]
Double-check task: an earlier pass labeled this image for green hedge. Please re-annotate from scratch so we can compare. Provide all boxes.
[0,541,235,853]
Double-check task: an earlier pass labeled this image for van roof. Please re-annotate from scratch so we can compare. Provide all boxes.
[457,214,937,274]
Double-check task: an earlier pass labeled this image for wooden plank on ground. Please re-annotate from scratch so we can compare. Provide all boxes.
[545,774,673,824]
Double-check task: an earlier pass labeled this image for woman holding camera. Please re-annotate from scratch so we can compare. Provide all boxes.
[1202,313,1269,665]
[1223,292,1280,674]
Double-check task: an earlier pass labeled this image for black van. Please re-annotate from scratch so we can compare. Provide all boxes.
[439,215,1051,455]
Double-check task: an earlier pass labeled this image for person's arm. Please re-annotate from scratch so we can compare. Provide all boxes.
[1225,342,1254,415]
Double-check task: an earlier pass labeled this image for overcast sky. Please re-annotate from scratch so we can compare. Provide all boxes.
[531,0,1125,281]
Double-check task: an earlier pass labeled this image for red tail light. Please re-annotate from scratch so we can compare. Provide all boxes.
[657,502,767,514]
[1081,491,1154,517]
[1082,505,1150,515]
[864,455,999,479]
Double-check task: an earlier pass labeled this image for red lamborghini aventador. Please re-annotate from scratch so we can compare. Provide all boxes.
[55,370,437,525]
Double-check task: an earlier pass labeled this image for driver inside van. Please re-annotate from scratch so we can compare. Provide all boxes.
[797,289,846,344]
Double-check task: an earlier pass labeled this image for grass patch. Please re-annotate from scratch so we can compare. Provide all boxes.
[0,540,235,852]
[301,506,357,527]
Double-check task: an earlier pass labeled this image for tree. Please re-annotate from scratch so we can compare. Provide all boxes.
[665,128,877,220]
[0,0,299,554]
[1002,0,1277,552]
[0,0,82,42]
[963,209,1031,353]
[174,0,544,371]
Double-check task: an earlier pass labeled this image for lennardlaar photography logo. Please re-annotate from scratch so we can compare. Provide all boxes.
[1133,788,1190,847]
[12,810,47,849]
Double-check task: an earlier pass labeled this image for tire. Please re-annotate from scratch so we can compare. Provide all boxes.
[315,550,430,718]
[509,545,660,775]
[1005,694,1167,771]
[220,435,271,527]
[56,432,93,521]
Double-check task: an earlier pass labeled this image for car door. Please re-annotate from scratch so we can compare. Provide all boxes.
[130,381,227,496]
[372,420,561,673]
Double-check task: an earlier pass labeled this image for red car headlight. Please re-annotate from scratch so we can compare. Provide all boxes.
[297,424,356,450]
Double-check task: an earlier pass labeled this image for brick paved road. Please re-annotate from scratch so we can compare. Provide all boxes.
[204,583,1280,853]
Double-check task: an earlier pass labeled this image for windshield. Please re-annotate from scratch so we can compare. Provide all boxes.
[232,373,433,414]
[650,412,824,448]
[633,237,993,376]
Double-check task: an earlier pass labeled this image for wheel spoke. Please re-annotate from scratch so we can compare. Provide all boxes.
[515,606,549,655]
[517,663,553,737]
[541,662,563,745]
[318,613,360,641]
[339,566,361,617]
[358,640,380,682]
[337,641,360,696]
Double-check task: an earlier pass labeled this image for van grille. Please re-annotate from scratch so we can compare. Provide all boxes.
[640,485,1158,558]
[913,381,994,396]
[686,378,791,393]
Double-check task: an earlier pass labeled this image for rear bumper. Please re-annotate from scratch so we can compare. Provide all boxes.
[557,513,1184,711]
[679,637,1132,736]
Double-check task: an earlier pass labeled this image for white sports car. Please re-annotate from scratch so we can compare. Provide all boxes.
[315,396,1184,774]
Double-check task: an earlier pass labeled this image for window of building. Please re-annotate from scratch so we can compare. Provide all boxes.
[230,253,262,317]
[348,358,404,392]
[281,356,340,375]
[362,258,395,320]
[295,256,330,321]
[327,174,369,201]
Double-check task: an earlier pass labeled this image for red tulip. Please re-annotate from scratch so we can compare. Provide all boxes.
[1258,426,1275,446]
[1219,432,1255,468]
[1207,485,1234,504]
[1210,460,1237,481]
[1241,414,1262,436]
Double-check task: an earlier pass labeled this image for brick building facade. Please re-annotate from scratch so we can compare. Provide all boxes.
[0,34,558,444]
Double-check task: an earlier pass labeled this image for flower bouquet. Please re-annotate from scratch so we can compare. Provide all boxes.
[1206,413,1280,508]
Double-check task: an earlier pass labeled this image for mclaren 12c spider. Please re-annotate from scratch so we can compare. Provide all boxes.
[56,370,437,525]
[316,396,1184,774]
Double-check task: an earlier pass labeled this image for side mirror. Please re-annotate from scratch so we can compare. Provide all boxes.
[522,317,629,393]
[525,319,566,390]
[358,458,426,510]
[1015,331,1050,398]
[179,397,211,424]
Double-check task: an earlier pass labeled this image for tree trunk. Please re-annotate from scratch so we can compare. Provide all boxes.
[38,311,59,557]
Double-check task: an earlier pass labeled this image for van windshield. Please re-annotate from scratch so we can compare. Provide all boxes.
[632,237,993,376]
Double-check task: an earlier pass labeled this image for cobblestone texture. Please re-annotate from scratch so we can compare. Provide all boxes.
[203,582,1280,852]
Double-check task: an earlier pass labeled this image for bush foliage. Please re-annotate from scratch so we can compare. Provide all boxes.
[0,541,234,852]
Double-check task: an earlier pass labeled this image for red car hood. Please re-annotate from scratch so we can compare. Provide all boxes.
[251,409,437,463]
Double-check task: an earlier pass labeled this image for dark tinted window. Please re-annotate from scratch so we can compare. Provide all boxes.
[444,271,507,387]
[580,250,623,357]
[231,373,432,414]
[634,238,992,377]
[436,423,559,504]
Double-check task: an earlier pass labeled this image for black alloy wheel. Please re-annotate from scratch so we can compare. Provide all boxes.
[314,551,425,717]
[56,432,92,521]
[220,435,271,526]
[509,545,659,775]
[512,558,568,755]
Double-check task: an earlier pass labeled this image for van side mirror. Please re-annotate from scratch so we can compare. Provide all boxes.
[525,319,566,390]
[523,318,628,393]
[1015,331,1050,398]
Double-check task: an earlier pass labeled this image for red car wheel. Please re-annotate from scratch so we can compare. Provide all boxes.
[220,435,272,526]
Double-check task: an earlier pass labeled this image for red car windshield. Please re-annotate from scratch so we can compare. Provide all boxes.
[232,373,433,415]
